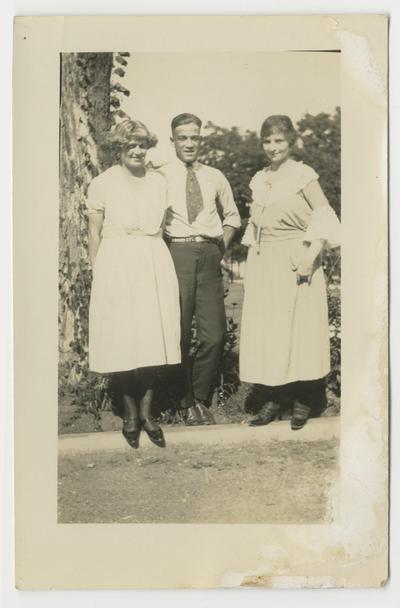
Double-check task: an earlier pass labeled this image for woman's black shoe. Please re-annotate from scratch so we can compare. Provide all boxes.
[290,402,311,431]
[248,413,276,426]
[248,402,279,427]
[122,418,141,449]
[141,418,166,448]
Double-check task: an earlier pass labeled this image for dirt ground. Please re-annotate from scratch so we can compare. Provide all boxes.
[58,438,338,524]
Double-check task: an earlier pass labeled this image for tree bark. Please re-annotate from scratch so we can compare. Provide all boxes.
[58,53,113,373]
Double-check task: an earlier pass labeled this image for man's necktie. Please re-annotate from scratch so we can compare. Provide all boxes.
[186,166,204,224]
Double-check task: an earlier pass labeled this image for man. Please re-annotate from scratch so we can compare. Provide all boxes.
[160,113,241,425]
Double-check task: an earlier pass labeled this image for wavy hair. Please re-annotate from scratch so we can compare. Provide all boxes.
[104,119,158,161]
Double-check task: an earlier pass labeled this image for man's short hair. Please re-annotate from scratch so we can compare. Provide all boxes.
[171,113,202,133]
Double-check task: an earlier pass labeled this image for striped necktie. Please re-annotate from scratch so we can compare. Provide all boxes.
[185,165,204,224]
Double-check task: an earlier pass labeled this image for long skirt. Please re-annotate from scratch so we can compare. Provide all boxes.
[89,234,181,373]
[239,238,330,386]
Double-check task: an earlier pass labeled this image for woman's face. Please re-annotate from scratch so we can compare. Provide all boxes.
[262,131,291,166]
[120,138,148,171]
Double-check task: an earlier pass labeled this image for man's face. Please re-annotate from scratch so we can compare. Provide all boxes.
[171,123,201,164]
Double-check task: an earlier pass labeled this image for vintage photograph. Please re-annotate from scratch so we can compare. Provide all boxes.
[13,14,387,589]
[58,51,341,524]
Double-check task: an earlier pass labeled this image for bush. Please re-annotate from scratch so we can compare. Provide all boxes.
[324,248,341,409]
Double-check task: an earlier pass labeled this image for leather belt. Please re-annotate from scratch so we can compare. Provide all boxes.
[167,235,220,244]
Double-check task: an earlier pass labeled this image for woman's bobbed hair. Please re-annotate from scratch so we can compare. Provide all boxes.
[105,119,158,159]
[260,115,298,147]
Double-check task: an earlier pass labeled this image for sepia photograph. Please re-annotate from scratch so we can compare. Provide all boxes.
[13,14,388,589]
[57,51,341,524]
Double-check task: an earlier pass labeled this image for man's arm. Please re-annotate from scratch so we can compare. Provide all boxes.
[222,225,237,252]
[217,173,241,252]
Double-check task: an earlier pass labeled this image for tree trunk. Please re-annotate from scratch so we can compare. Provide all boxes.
[58,53,113,381]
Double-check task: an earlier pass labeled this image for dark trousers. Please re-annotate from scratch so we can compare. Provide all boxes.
[169,241,226,408]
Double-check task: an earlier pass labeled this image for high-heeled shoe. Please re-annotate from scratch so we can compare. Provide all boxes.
[122,417,141,449]
[291,402,311,431]
[141,418,166,448]
[248,402,279,427]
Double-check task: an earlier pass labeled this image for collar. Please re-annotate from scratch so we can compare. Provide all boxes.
[174,158,202,171]
[265,157,296,176]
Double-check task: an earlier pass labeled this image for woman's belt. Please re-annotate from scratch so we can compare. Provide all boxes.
[254,222,305,254]
[102,225,161,238]
[258,231,305,243]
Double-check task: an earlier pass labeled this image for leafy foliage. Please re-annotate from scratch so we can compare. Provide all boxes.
[293,108,341,218]
[324,249,341,400]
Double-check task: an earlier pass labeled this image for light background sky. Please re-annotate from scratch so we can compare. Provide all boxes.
[121,51,340,163]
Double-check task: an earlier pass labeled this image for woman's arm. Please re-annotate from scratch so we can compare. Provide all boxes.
[295,180,330,284]
[88,213,104,268]
[302,179,331,211]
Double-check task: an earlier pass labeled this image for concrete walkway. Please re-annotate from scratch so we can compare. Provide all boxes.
[58,416,340,455]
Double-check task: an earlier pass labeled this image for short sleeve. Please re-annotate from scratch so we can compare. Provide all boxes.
[297,163,319,190]
[216,171,241,229]
[86,176,106,214]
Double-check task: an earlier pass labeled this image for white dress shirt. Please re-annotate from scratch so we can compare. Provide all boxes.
[159,159,241,238]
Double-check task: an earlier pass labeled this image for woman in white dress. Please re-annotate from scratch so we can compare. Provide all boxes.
[87,120,181,448]
[240,115,340,430]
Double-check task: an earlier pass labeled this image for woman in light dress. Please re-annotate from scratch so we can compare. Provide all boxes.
[87,120,181,448]
[240,115,340,430]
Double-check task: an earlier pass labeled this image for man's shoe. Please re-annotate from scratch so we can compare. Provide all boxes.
[183,405,201,426]
[195,401,216,425]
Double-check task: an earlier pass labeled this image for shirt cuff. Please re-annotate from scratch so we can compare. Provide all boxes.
[222,220,241,229]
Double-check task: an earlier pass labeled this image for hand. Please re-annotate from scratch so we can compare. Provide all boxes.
[295,253,315,285]
[220,237,227,257]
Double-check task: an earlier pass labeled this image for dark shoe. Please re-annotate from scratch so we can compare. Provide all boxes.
[248,402,279,427]
[248,413,276,426]
[183,405,202,426]
[195,401,216,425]
[122,418,141,449]
[291,402,311,431]
[141,418,166,448]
